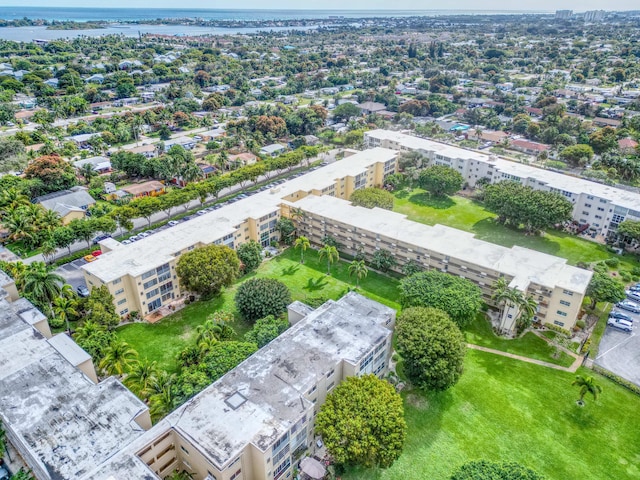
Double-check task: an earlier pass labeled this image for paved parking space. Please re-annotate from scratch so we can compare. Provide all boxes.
[55,259,88,291]
[595,305,640,386]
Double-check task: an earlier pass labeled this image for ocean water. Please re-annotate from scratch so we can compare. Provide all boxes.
[0,7,548,22]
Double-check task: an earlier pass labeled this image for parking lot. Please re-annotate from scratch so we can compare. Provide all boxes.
[55,258,89,291]
[595,299,640,387]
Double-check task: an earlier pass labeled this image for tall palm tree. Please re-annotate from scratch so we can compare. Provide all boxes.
[491,277,511,318]
[572,375,602,405]
[348,260,368,288]
[38,209,61,234]
[53,294,78,333]
[22,262,64,315]
[73,320,104,344]
[125,359,159,399]
[148,371,178,420]
[318,244,339,276]
[99,340,139,376]
[294,236,310,264]
[515,295,538,330]
[80,163,97,184]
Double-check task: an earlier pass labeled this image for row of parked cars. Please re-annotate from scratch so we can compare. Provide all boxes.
[608,285,640,332]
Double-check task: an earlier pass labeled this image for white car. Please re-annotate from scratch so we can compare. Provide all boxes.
[616,300,640,313]
[607,317,633,332]
[168,220,179,227]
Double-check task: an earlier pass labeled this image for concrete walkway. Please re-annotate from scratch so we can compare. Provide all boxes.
[467,344,583,373]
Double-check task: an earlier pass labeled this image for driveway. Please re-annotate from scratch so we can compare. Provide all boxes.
[595,305,640,386]
[55,258,89,291]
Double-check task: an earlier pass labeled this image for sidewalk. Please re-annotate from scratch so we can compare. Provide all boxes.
[467,343,583,373]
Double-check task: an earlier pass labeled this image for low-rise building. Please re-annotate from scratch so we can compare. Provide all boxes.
[73,155,112,174]
[122,180,166,199]
[364,129,640,237]
[35,187,96,224]
[260,144,286,157]
[83,292,394,480]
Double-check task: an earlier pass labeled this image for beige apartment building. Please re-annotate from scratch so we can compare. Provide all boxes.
[84,292,395,480]
[287,194,592,332]
[82,148,398,317]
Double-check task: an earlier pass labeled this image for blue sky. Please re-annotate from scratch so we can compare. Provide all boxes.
[0,0,631,12]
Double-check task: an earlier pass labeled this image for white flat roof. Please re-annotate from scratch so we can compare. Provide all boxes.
[292,194,592,293]
[366,129,640,212]
[82,148,398,283]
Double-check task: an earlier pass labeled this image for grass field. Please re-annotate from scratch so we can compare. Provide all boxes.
[464,314,575,367]
[393,189,639,270]
[345,350,640,480]
[116,248,400,372]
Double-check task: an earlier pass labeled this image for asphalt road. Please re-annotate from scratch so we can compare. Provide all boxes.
[595,299,640,386]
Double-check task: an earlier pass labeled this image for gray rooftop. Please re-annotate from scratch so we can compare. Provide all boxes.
[0,298,149,480]
[85,293,394,478]
[36,188,96,217]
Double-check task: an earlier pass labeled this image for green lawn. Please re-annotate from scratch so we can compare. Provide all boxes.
[116,248,400,372]
[345,350,640,480]
[394,189,639,270]
[464,314,575,368]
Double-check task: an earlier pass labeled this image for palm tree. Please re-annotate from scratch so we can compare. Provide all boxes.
[22,262,64,315]
[295,236,310,264]
[318,244,339,276]
[73,320,104,344]
[491,277,511,318]
[125,359,159,398]
[572,375,602,405]
[515,295,538,330]
[148,372,178,420]
[99,340,139,376]
[53,295,78,333]
[80,163,97,184]
[348,260,368,288]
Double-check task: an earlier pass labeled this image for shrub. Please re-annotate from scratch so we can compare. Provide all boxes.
[48,316,65,329]
[546,323,571,337]
[576,320,586,330]
[580,338,592,354]
[604,257,620,268]
[237,240,263,273]
[620,271,632,282]
[235,278,292,322]
[244,315,289,348]
[631,267,640,277]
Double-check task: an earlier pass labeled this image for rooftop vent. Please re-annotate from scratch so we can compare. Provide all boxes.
[225,391,247,410]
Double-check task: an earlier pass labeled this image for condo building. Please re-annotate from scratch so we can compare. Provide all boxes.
[365,129,640,239]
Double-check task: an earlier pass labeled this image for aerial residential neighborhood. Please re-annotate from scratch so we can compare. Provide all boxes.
[2,5,640,480]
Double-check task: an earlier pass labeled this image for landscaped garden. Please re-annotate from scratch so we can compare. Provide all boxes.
[393,189,638,270]
[344,350,640,480]
[116,247,401,372]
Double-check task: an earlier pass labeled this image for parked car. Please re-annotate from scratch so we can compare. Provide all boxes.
[628,285,640,293]
[0,463,10,480]
[616,300,640,313]
[122,239,132,245]
[77,286,90,298]
[91,250,102,257]
[168,220,179,227]
[138,232,150,238]
[626,290,640,302]
[83,254,97,263]
[197,210,207,216]
[92,234,111,245]
[607,317,633,332]
[609,310,632,322]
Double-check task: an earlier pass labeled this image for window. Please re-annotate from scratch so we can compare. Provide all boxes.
[143,278,158,290]
[146,288,159,299]
[307,385,316,395]
[556,310,567,317]
[326,368,335,378]
[180,445,189,455]
[274,458,291,480]
[562,290,574,296]
[554,320,565,327]
[327,381,335,391]
[117,298,127,305]
[230,469,242,480]
[119,308,129,315]
[141,269,155,280]
[560,300,571,307]
[112,278,122,285]
[115,288,124,295]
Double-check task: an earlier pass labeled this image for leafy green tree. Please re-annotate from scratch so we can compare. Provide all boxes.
[396,307,466,391]
[24,154,77,194]
[616,220,640,244]
[585,272,625,309]
[244,314,289,348]
[401,260,422,276]
[0,136,27,173]
[559,144,594,166]
[319,244,339,275]
[276,217,296,245]
[332,102,361,121]
[99,340,139,376]
[81,285,120,330]
[589,127,618,154]
[350,187,394,210]
[418,165,464,197]
[348,260,368,288]
[450,460,545,480]
[235,278,292,322]
[295,235,310,263]
[399,270,482,328]
[571,375,602,405]
[371,249,397,272]
[483,181,573,234]
[73,320,115,362]
[130,196,162,228]
[176,245,240,297]
[316,374,406,469]
[237,240,262,273]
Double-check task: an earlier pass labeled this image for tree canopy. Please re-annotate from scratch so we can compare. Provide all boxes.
[350,187,394,210]
[418,165,464,197]
[396,307,466,391]
[235,278,292,322]
[399,270,482,327]
[244,315,289,348]
[236,240,263,273]
[450,460,545,480]
[176,245,240,296]
[585,272,625,309]
[315,374,406,469]
[483,181,573,233]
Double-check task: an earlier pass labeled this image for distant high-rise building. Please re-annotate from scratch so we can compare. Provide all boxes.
[584,10,606,22]
[555,10,573,19]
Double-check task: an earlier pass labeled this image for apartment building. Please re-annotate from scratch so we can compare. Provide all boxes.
[365,129,640,238]
[288,194,592,332]
[82,148,398,317]
[83,292,395,480]
[0,279,151,480]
